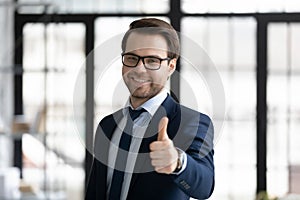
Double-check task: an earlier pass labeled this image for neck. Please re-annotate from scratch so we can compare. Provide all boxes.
[130,96,149,109]
[129,88,165,109]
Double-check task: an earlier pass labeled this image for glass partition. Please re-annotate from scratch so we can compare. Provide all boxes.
[22,23,86,200]
[182,0,300,13]
[267,23,300,196]
[17,0,169,14]
[181,17,257,199]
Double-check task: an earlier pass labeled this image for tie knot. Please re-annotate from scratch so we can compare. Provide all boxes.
[128,107,146,121]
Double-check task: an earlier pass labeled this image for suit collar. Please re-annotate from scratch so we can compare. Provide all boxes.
[123,89,169,117]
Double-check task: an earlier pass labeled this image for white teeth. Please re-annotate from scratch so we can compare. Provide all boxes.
[133,78,148,83]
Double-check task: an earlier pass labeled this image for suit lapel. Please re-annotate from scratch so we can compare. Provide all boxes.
[105,110,124,140]
[94,109,124,196]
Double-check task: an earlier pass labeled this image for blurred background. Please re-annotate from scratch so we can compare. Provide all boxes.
[0,0,300,199]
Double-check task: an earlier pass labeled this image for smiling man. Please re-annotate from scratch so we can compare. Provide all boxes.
[86,18,215,200]
[122,32,176,109]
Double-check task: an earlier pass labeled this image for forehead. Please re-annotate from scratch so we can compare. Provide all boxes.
[125,32,168,54]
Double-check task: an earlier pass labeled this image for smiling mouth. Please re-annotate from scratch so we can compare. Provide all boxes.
[131,77,151,84]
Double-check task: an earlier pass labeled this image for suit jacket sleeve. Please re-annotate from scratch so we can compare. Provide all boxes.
[171,110,215,199]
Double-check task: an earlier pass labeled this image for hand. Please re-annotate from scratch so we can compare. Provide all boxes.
[149,117,178,174]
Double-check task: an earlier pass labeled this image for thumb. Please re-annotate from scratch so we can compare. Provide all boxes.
[157,117,169,141]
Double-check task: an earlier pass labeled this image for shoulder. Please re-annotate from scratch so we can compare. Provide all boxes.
[93,109,123,152]
[178,104,213,126]
[164,95,213,129]
[97,108,123,128]
[176,104,214,145]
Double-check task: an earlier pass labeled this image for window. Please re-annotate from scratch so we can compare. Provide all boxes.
[22,23,86,199]
[181,17,257,199]
[267,23,300,196]
[17,0,169,14]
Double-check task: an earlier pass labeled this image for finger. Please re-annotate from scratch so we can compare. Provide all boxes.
[157,117,169,141]
[149,151,164,159]
[150,153,177,166]
[151,159,166,167]
[155,166,173,174]
[149,141,172,151]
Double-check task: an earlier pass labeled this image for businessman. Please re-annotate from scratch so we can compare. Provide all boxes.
[86,18,214,200]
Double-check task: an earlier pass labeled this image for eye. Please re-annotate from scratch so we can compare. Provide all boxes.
[126,55,138,62]
[146,58,160,64]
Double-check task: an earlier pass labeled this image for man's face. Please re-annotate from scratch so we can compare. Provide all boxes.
[122,32,176,100]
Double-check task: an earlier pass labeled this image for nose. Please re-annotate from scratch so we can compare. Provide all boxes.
[135,59,147,72]
[136,58,144,67]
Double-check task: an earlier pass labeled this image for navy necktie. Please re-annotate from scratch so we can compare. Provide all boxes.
[109,108,145,200]
[128,107,146,121]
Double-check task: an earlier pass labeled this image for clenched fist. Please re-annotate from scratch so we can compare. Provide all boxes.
[149,117,178,174]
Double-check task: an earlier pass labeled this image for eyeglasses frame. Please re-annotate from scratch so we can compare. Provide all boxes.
[121,52,172,70]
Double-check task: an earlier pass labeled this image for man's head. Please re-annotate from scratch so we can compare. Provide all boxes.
[121,18,180,107]
[121,18,180,59]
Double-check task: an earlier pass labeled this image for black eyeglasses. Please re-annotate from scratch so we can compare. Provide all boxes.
[122,53,171,70]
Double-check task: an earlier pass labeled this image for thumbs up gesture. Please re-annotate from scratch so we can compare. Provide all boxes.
[149,117,178,174]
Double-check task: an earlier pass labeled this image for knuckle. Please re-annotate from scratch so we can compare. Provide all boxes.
[149,143,154,150]
[151,160,155,166]
[149,152,154,158]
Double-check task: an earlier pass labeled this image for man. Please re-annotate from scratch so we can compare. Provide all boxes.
[86,18,214,200]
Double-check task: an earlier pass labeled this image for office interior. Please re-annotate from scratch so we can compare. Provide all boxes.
[0,0,300,199]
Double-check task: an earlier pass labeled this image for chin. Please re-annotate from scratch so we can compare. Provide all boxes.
[131,87,162,100]
[131,91,152,99]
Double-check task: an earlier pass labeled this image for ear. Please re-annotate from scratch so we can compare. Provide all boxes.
[168,58,177,76]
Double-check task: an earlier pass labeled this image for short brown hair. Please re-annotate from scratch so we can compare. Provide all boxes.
[121,18,180,59]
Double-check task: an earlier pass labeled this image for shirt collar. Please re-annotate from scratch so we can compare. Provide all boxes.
[123,89,168,117]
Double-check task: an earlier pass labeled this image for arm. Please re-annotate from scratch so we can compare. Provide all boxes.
[172,113,215,199]
[150,111,214,199]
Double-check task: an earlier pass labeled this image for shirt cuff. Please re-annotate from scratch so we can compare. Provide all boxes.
[171,148,187,175]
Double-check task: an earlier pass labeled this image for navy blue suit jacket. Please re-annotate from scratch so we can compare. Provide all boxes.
[86,95,215,200]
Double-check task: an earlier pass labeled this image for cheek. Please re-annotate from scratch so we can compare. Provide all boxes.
[151,71,168,84]
[122,67,130,77]
[122,66,126,75]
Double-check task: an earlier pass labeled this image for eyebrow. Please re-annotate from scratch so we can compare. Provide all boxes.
[124,52,165,59]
